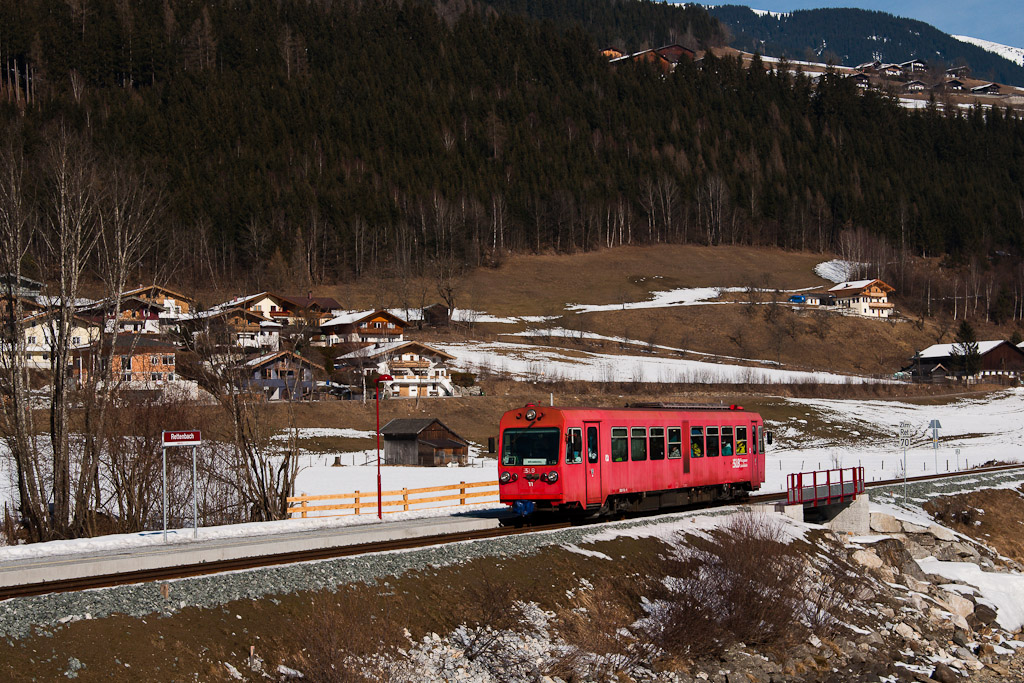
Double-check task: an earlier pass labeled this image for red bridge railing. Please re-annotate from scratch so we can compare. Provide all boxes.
[786,466,865,506]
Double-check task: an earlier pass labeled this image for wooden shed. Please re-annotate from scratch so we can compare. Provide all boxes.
[381,418,469,466]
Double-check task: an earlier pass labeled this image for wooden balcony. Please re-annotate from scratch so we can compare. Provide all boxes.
[391,360,430,369]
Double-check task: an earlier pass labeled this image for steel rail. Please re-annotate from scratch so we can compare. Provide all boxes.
[5,462,1023,600]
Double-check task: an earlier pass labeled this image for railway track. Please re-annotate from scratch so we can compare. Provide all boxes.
[4,462,1022,601]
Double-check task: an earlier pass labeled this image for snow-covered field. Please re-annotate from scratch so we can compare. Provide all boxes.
[4,388,1024,563]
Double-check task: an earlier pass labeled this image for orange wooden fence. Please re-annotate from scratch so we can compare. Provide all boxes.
[287,480,500,518]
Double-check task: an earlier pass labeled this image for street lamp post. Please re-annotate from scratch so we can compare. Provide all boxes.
[375,374,394,519]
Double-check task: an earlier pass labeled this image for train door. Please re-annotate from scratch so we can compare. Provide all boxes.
[680,422,690,476]
[585,422,603,507]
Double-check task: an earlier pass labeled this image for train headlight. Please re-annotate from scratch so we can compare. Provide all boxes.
[543,471,558,483]
[500,471,512,484]
[525,408,537,421]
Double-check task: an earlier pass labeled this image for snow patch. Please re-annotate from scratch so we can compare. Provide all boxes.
[953,35,1024,67]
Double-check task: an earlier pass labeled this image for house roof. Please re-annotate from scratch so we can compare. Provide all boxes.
[80,334,178,353]
[280,295,342,311]
[916,340,1006,359]
[124,285,196,303]
[828,279,894,295]
[321,309,409,328]
[242,350,325,371]
[380,418,464,442]
[339,341,454,361]
[184,307,282,327]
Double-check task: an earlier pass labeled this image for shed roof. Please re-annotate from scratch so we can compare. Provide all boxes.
[380,418,464,442]
[917,340,1006,359]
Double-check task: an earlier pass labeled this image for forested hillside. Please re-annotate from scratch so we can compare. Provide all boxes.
[707,5,1024,86]
[0,0,1022,296]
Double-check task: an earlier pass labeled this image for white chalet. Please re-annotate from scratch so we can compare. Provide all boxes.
[339,341,456,398]
[828,279,895,318]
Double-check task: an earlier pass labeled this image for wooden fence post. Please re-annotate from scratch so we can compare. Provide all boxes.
[355,491,360,515]
[403,488,409,512]
[300,493,307,519]
[460,481,466,506]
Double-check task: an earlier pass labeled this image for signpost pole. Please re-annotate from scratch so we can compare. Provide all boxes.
[162,446,168,543]
[192,445,198,539]
[899,421,911,503]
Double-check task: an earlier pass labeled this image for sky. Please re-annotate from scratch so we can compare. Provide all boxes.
[718,1,1023,49]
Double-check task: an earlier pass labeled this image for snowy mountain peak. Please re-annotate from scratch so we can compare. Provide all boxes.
[952,34,1024,67]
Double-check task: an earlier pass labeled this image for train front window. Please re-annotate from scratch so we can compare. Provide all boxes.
[501,427,560,466]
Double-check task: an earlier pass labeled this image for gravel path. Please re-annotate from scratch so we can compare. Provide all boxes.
[0,509,732,641]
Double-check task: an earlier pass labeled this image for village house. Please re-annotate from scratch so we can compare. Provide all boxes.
[848,72,871,89]
[0,273,43,300]
[828,279,895,318]
[899,59,927,74]
[241,350,323,401]
[318,310,408,346]
[907,341,1024,382]
[338,341,456,398]
[182,307,281,352]
[879,63,904,78]
[971,83,1001,95]
[903,80,927,92]
[78,296,166,335]
[934,79,965,92]
[380,418,469,466]
[73,335,179,386]
[212,292,341,327]
[20,311,100,370]
[124,285,195,317]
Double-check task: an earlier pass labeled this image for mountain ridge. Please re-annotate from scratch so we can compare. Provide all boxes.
[703,5,1024,86]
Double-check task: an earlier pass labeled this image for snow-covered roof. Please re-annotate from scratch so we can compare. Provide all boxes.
[322,310,372,326]
[829,279,875,292]
[210,292,267,311]
[917,341,1006,359]
[338,340,454,361]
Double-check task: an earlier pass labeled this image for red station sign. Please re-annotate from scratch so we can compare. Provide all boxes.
[162,430,202,447]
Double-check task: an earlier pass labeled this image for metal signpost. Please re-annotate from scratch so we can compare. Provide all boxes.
[898,422,911,502]
[929,419,941,473]
[162,430,202,541]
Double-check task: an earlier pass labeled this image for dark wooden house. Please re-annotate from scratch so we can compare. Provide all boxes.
[907,340,1024,381]
[380,418,469,466]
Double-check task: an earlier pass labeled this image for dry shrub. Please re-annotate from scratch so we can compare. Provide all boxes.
[647,511,806,658]
[549,566,662,681]
[925,495,981,527]
[299,587,408,682]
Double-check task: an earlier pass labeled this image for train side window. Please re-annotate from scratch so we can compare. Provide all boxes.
[650,427,665,460]
[706,427,720,457]
[587,426,599,464]
[611,428,628,462]
[667,428,682,459]
[690,427,704,458]
[735,427,748,454]
[758,425,766,453]
[631,427,647,461]
[566,428,583,464]
[721,427,734,456]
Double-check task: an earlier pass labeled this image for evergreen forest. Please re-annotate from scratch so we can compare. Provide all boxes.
[0,0,1023,295]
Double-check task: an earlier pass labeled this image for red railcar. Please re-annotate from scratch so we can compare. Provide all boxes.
[498,403,768,516]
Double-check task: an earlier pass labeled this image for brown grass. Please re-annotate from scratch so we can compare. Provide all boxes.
[924,487,1024,565]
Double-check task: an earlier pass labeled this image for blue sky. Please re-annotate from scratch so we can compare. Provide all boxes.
[726,1,1023,48]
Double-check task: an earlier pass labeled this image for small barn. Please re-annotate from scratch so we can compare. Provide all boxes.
[381,418,469,466]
